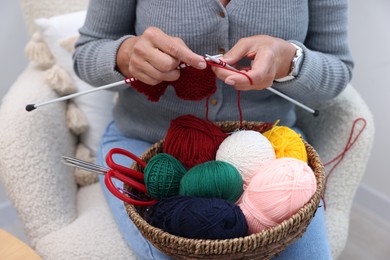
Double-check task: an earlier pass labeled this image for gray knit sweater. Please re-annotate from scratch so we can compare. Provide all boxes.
[74,0,353,143]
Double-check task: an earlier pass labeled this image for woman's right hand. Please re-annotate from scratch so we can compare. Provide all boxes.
[116,27,207,85]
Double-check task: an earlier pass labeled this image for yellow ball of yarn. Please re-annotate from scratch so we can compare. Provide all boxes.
[263,126,308,163]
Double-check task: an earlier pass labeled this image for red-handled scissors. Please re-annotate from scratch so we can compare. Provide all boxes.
[62,147,157,206]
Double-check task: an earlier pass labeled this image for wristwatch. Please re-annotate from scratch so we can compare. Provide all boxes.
[274,42,304,82]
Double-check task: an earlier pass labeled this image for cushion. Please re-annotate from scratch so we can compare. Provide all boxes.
[20,0,88,36]
[34,11,115,157]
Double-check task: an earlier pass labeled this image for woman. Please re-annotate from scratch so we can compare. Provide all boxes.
[74,1,353,259]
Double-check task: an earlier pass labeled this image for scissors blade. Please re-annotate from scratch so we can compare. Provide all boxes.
[62,156,110,175]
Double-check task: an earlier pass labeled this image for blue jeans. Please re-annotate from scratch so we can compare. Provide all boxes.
[96,121,332,260]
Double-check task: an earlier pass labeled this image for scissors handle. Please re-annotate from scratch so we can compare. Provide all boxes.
[105,170,157,206]
[106,147,146,181]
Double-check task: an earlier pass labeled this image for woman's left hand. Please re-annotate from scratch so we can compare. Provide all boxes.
[212,35,296,90]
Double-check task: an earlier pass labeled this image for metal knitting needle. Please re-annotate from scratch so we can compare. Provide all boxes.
[26,55,224,112]
[205,54,319,116]
[62,156,146,201]
[25,80,126,112]
[62,155,110,175]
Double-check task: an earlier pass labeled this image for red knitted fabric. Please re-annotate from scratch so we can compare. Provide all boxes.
[130,80,170,102]
[130,65,217,102]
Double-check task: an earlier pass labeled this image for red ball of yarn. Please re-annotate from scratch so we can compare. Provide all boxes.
[163,114,228,169]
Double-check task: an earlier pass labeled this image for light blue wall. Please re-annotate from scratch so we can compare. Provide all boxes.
[0,0,28,101]
[349,0,390,219]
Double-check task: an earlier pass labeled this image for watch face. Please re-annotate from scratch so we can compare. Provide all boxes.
[292,48,304,77]
[274,43,303,82]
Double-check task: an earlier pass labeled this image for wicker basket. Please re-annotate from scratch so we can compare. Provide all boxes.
[125,121,325,259]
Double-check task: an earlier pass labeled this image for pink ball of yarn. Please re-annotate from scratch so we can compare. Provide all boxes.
[237,157,317,234]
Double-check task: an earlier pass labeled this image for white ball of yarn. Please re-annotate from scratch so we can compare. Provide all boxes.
[216,130,276,184]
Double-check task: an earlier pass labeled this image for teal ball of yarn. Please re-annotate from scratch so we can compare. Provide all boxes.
[144,153,187,200]
[179,160,243,203]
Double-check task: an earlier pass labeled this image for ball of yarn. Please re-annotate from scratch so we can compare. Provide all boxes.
[163,114,227,169]
[237,158,317,234]
[144,153,187,200]
[148,196,248,239]
[179,160,243,203]
[263,126,308,163]
[216,130,276,184]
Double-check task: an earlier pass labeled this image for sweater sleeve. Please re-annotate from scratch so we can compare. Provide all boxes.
[73,0,137,86]
[273,0,354,103]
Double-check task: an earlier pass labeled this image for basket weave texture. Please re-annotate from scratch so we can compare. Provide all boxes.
[125,121,325,259]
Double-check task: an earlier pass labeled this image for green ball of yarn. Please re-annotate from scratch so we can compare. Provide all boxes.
[179,160,243,203]
[144,153,187,200]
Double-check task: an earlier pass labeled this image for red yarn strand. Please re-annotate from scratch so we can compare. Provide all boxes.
[205,95,210,121]
[237,90,243,129]
[205,60,254,85]
[322,117,367,210]
[205,58,252,128]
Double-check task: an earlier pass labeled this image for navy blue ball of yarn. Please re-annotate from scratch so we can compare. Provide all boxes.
[147,195,248,239]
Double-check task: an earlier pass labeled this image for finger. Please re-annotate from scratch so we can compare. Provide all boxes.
[223,67,273,90]
[248,48,276,85]
[128,57,166,85]
[132,60,181,84]
[144,65,180,82]
[140,50,182,82]
[226,73,257,89]
[212,66,237,82]
[216,65,272,90]
[221,38,254,65]
[144,27,207,69]
[131,37,181,79]
[225,49,276,89]
[166,38,207,69]
[146,47,181,73]
[132,70,161,86]
[213,66,256,89]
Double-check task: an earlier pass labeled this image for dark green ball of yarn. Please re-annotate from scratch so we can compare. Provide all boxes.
[144,153,187,200]
[179,160,243,203]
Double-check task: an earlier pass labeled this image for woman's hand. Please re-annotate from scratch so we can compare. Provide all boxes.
[116,27,207,85]
[212,35,296,90]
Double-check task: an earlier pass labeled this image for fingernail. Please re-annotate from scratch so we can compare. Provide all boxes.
[197,61,207,69]
[226,79,235,85]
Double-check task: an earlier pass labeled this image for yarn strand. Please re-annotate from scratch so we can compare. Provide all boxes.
[237,90,243,129]
[322,117,367,209]
[205,95,210,121]
[205,60,254,85]
[204,59,252,128]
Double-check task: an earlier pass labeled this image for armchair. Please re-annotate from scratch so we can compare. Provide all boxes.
[0,1,374,259]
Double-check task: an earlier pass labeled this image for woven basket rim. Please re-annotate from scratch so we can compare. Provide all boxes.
[125,120,325,259]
